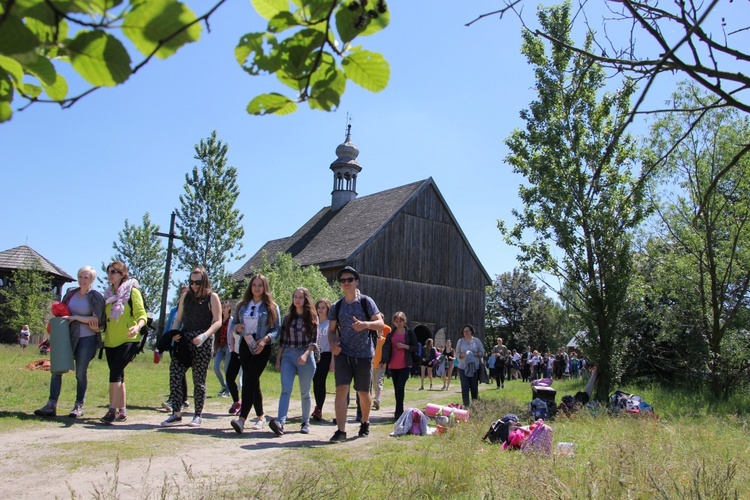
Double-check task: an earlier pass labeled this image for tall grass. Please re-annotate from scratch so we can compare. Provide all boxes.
[2,344,750,498]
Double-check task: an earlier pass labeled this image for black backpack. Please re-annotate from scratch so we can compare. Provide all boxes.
[483,413,519,444]
[128,293,153,355]
[333,294,378,349]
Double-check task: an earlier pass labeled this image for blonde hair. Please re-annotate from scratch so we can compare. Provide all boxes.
[77,266,97,280]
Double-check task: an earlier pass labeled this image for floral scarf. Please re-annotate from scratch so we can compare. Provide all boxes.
[104,278,139,321]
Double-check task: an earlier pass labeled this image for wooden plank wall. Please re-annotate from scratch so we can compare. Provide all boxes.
[349,185,489,344]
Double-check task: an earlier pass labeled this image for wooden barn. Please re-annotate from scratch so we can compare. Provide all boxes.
[232,129,491,345]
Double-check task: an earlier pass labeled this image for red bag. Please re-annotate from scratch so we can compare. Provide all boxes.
[51,302,71,317]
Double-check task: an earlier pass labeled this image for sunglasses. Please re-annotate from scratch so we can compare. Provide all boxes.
[189,279,203,285]
[338,277,356,283]
[107,269,122,275]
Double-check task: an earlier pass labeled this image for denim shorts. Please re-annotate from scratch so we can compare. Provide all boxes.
[334,355,373,392]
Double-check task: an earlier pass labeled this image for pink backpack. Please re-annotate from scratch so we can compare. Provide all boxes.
[520,419,553,455]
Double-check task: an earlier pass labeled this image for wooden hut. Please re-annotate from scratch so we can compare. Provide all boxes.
[232,129,491,345]
[0,245,74,300]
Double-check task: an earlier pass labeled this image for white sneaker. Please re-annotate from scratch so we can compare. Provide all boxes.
[251,416,266,430]
[188,416,202,427]
[231,418,245,434]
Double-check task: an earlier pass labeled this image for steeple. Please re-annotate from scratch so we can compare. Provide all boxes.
[329,122,362,211]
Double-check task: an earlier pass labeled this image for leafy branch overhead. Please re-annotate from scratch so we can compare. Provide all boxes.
[238,0,390,115]
[0,0,390,122]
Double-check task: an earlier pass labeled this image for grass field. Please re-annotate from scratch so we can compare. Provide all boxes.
[1,344,749,498]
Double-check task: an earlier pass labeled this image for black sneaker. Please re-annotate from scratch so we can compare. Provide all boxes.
[100,409,117,424]
[269,419,284,436]
[358,422,370,437]
[330,429,347,442]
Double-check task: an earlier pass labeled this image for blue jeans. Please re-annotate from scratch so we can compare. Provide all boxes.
[213,344,229,392]
[277,347,316,424]
[458,367,479,407]
[49,335,97,404]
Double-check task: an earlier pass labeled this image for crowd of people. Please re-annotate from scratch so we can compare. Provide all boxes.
[30,262,587,442]
[487,340,589,386]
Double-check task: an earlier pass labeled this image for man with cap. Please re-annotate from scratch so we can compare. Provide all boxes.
[327,266,384,442]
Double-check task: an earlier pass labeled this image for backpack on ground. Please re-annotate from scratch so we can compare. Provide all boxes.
[482,413,519,444]
[520,419,554,455]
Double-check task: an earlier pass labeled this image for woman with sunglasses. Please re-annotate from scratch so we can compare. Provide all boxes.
[100,261,148,424]
[161,267,222,427]
[230,274,281,434]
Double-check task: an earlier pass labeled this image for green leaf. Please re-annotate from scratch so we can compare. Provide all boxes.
[0,14,40,55]
[25,16,68,51]
[22,83,43,98]
[267,11,299,33]
[235,32,280,74]
[19,53,55,85]
[342,48,389,92]
[67,30,131,86]
[42,72,68,101]
[122,0,202,59]
[360,7,389,36]
[0,73,14,122]
[0,56,24,86]
[251,0,289,21]
[80,0,124,16]
[299,0,335,23]
[335,3,389,44]
[0,101,11,122]
[276,28,324,81]
[246,92,297,115]
[308,52,345,111]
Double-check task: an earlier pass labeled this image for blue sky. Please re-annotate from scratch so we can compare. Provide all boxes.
[0,1,737,298]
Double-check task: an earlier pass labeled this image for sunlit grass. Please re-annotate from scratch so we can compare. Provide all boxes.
[2,344,750,498]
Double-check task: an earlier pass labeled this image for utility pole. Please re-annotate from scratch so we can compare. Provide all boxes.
[155,212,182,336]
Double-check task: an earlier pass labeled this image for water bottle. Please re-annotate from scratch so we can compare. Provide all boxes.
[153,349,161,364]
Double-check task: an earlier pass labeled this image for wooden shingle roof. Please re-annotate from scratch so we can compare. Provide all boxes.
[0,245,74,281]
[232,179,428,280]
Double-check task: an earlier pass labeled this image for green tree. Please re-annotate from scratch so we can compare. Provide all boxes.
[644,83,750,399]
[0,263,55,342]
[106,212,166,310]
[0,0,390,121]
[176,131,245,297]
[485,268,545,349]
[247,251,340,313]
[501,2,649,401]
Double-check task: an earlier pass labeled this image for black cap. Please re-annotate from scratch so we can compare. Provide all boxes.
[336,266,360,281]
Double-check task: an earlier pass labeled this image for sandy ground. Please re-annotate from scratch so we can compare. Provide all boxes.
[0,384,466,499]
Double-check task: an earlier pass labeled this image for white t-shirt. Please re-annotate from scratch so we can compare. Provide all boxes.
[243,300,262,334]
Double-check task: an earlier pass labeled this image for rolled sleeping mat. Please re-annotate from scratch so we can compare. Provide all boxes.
[425,403,469,422]
[49,318,74,374]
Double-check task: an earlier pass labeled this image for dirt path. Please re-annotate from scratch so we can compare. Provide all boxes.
[0,386,469,498]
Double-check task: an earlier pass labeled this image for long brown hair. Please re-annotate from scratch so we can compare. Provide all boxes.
[186,267,211,300]
[283,287,317,342]
[236,274,278,326]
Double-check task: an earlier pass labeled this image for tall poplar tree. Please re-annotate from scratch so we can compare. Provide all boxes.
[176,131,245,297]
[107,212,165,309]
[501,2,649,401]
